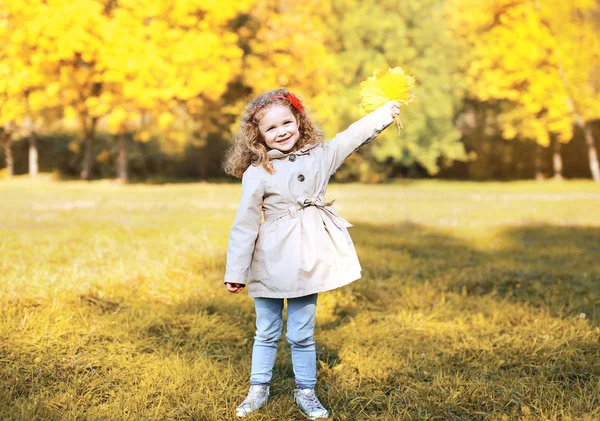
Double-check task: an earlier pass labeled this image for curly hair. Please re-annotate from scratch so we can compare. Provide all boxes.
[223,88,324,178]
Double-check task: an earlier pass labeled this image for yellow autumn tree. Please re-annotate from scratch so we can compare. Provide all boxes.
[1,0,253,181]
[98,0,252,182]
[450,0,600,181]
[1,0,115,180]
[0,0,57,177]
[240,0,335,128]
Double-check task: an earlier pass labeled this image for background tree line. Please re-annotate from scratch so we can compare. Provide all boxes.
[1,0,599,182]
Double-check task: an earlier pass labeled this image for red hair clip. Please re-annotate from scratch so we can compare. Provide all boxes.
[251,92,303,119]
[272,93,303,114]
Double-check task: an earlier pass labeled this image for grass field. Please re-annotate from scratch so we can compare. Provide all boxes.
[1,178,599,420]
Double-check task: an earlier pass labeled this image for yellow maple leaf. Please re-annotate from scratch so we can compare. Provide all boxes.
[359,67,416,130]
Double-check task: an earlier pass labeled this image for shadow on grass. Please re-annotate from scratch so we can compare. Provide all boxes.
[170,221,599,419]
[349,221,600,320]
[308,222,600,419]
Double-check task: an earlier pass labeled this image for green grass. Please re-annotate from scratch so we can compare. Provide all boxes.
[1,177,599,420]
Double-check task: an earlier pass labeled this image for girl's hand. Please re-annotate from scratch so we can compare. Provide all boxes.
[387,101,400,118]
[226,282,245,293]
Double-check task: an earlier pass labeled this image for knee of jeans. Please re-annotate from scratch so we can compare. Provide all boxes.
[285,329,315,348]
[255,319,283,343]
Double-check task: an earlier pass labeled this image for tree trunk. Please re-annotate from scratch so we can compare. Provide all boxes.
[198,137,208,181]
[3,136,14,178]
[80,116,98,181]
[117,132,128,183]
[553,62,599,183]
[535,144,544,181]
[137,111,149,177]
[29,131,38,177]
[552,138,563,181]
[80,82,103,181]
[583,125,600,183]
[137,141,148,177]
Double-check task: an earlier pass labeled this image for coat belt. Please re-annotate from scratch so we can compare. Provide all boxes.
[264,196,352,229]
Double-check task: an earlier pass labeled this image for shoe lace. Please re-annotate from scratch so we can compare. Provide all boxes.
[243,386,267,403]
[300,390,324,410]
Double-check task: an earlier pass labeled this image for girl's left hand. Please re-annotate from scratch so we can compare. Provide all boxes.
[387,101,400,118]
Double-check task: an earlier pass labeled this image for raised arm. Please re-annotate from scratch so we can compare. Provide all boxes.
[224,165,264,287]
[324,102,398,175]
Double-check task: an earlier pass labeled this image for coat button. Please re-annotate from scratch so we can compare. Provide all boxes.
[289,153,297,162]
[297,174,305,182]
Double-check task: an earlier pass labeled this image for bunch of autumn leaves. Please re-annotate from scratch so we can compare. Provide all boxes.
[359,66,416,130]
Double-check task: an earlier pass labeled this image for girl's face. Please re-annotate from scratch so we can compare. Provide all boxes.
[257,104,299,152]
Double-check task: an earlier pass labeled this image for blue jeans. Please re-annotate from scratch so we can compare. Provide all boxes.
[250,293,318,389]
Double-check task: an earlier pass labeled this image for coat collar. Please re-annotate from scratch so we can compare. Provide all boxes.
[267,143,318,160]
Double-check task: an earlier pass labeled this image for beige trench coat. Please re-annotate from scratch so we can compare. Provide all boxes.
[224,105,393,298]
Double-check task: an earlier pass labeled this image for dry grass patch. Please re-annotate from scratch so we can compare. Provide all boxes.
[1,179,599,420]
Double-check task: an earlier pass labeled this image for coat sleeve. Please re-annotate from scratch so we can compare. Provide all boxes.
[323,105,394,175]
[224,165,265,285]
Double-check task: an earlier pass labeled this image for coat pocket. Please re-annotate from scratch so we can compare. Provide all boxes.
[251,246,263,279]
[252,223,273,279]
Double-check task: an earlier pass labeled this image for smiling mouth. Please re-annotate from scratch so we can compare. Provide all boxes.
[276,137,291,143]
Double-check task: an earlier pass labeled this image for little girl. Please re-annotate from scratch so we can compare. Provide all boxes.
[223,88,399,419]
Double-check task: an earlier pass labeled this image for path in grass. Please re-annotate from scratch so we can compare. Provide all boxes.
[1,180,599,420]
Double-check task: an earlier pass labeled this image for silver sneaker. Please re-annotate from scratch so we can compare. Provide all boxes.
[236,385,270,417]
[294,388,330,420]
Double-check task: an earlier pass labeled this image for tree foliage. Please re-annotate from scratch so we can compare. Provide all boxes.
[305,0,467,178]
[1,0,251,178]
[450,0,599,147]
[1,0,598,181]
